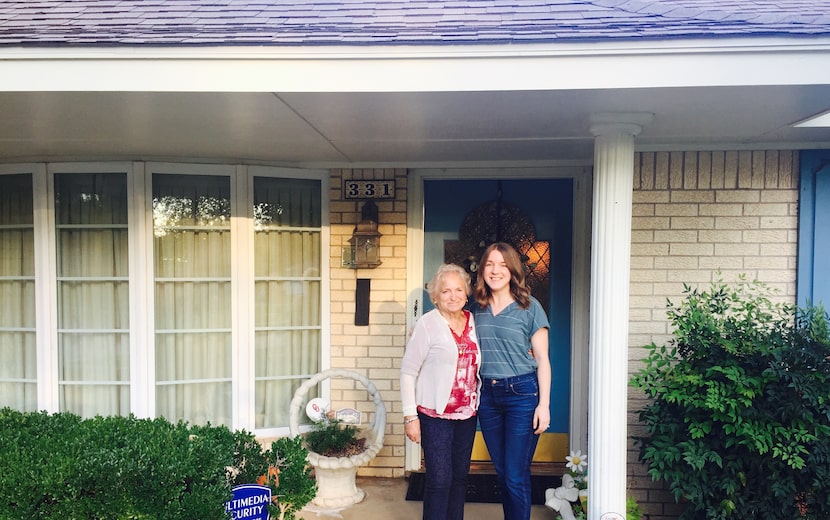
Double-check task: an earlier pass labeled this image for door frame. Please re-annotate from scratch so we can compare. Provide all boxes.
[404,166,593,471]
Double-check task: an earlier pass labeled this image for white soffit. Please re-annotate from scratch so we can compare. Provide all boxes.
[1,37,830,93]
[794,109,830,128]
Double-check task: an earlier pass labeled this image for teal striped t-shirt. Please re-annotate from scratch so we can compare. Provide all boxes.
[472,296,550,379]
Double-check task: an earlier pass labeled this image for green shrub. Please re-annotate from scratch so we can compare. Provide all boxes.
[225,432,316,520]
[0,410,316,520]
[630,279,830,519]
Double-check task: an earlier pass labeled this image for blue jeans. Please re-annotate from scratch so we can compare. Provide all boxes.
[478,372,540,520]
[418,412,478,520]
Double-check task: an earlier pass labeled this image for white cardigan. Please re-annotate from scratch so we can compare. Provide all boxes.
[400,308,481,416]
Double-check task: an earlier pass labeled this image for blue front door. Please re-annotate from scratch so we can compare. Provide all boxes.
[423,178,573,462]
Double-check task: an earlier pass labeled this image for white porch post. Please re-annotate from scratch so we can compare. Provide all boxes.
[587,113,652,520]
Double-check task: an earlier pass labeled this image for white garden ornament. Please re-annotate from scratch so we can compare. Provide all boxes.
[289,369,386,509]
[545,473,580,520]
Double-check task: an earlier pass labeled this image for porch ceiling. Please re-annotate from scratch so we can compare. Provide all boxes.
[1,84,829,166]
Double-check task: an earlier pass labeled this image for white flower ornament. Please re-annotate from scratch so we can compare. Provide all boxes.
[565,450,587,473]
[544,473,579,520]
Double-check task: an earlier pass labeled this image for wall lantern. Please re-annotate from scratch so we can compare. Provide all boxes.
[343,200,382,269]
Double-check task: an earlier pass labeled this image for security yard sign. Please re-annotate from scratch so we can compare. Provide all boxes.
[225,484,271,520]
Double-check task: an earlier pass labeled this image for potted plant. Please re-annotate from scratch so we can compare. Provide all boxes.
[629,278,830,519]
[289,369,386,508]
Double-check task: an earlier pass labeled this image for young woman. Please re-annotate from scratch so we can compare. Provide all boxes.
[471,242,551,520]
[401,263,481,520]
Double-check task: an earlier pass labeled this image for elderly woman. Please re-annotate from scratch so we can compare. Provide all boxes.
[400,263,482,520]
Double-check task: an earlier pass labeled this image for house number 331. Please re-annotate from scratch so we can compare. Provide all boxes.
[344,180,395,199]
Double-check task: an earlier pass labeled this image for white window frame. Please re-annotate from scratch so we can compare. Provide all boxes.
[4,160,329,436]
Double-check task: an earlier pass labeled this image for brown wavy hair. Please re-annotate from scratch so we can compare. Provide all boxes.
[473,242,531,309]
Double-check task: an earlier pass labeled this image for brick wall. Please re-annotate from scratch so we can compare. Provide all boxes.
[328,168,409,478]
[627,150,799,519]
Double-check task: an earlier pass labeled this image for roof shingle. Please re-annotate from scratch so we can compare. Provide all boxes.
[0,0,829,46]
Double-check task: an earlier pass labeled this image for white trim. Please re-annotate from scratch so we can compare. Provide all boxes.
[570,170,592,454]
[2,36,829,58]
[1,38,829,93]
[127,161,151,417]
[233,165,253,432]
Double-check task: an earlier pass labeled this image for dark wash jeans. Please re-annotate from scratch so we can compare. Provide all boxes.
[418,412,478,520]
[477,372,540,520]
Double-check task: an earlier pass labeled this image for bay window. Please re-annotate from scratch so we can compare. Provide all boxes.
[0,162,328,435]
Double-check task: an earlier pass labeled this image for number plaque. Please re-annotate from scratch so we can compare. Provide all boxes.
[343,179,395,199]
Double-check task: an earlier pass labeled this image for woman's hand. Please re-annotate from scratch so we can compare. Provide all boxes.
[405,416,421,443]
[533,405,550,435]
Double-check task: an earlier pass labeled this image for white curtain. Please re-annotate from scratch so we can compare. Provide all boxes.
[0,174,37,411]
[54,173,130,417]
[153,174,232,426]
[253,177,321,429]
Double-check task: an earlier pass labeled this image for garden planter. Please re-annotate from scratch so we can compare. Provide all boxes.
[289,368,386,508]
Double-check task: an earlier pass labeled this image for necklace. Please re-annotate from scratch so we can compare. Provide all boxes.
[446,312,468,355]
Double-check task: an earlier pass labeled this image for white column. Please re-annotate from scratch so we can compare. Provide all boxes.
[587,113,652,520]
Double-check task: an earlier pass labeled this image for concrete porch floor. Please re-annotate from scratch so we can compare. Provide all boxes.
[297,476,554,520]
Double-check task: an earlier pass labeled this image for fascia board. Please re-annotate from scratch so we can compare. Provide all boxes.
[0,36,829,92]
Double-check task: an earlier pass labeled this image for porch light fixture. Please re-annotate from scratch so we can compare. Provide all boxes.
[343,200,382,269]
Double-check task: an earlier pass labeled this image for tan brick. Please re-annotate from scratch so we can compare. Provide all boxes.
[715,216,759,229]
[744,256,788,269]
[655,203,698,216]
[630,269,667,282]
[669,243,714,256]
[666,270,712,282]
[631,230,654,242]
[757,270,796,282]
[654,229,697,243]
[631,243,669,256]
[630,295,675,308]
[714,243,759,256]
[671,216,714,229]
[632,204,655,216]
[629,282,654,295]
[760,242,797,256]
[630,256,655,269]
[760,216,797,229]
[697,229,742,243]
[632,191,670,203]
[653,256,698,269]
[629,321,669,334]
[670,190,714,203]
[330,200,360,213]
[743,229,789,243]
[698,203,743,216]
[699,256,743,269]
[743,203,789,216]
[632,216,670,229]
[716,190,761,203]
[356,357,393,368]
[761,189,798,202]
[629,308,653,321]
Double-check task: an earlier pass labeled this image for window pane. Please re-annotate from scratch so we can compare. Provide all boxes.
[253,177,322,429]
[153,174,231,427]
[0,174,37,411]
[54,173,130,417]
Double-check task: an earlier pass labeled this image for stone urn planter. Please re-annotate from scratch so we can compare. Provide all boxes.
[289,368,386,508]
